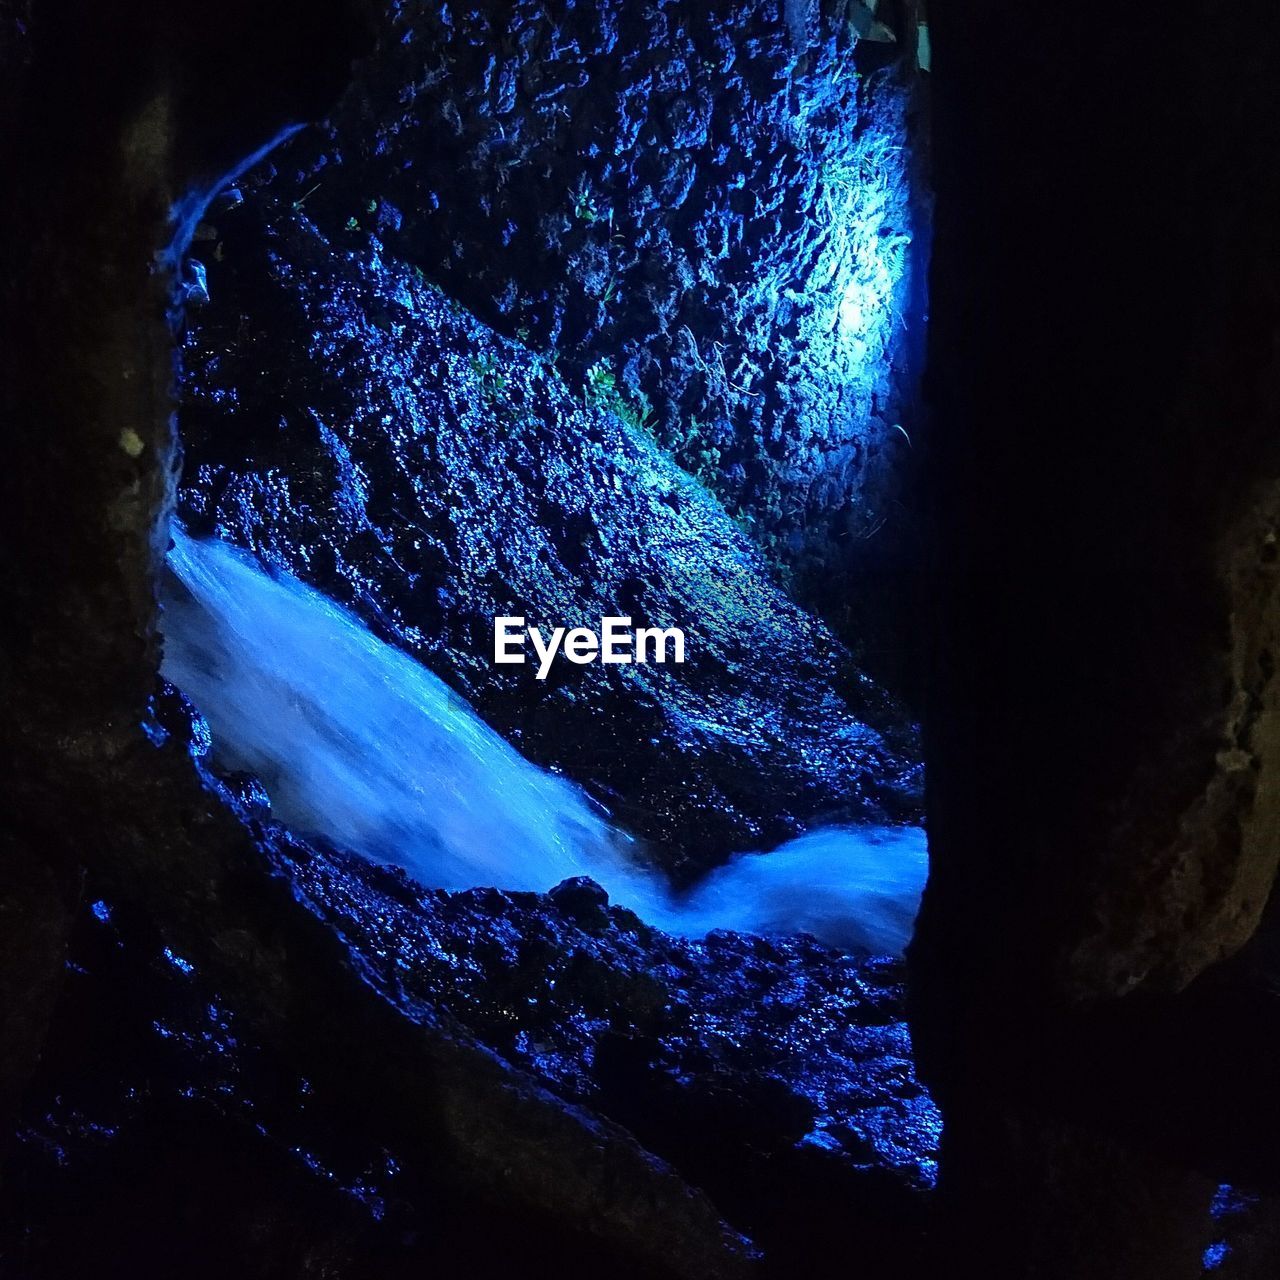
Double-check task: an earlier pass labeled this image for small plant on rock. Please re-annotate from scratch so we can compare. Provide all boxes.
[572,178,600,225]
[469,352,509,402]
[583,361,656,435]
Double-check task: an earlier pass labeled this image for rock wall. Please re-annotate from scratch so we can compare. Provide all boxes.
[0,0,372,1145]
[0,5,768,1275]
[192,0,929,669]
[179,194,920,872]
[916,0,1280,1016]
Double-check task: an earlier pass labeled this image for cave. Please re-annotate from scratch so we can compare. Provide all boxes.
[2,3,1279,1278]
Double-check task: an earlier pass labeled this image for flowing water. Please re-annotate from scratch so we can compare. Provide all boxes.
[161,530,927,954]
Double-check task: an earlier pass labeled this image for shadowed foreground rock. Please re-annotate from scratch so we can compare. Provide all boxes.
[913,2,1280,1276]
[5,688,936,1278]
[0,0,367,1148]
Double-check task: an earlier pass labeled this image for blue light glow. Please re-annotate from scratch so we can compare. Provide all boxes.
[829,179,912,369]
[1211,1183,1258,1219]
[817,123,915,409]
[163,947,195,976]
[1203,1241,1229,1270]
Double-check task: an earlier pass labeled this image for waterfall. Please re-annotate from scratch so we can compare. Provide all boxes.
[161,530,927,955]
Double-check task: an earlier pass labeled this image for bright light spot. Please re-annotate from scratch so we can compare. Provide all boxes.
[820,129,915,393]
[838,281,868,335]
[163,946,195,975]
[1203,1241,1229,1270]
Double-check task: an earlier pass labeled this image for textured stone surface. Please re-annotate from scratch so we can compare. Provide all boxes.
[246,0,928,584]
[1,9,934,1271]
[179,201,921,873]
[0,4,759,1274]
[4,692,936,1277]
[17,0,1280,1275]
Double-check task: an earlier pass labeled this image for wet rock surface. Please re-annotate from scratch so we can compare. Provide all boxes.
[5,721,936,1277]
[210,0,927,590]
[4,694,763,1280]
[291,860,939,1271]
[179,202,921,873]
[287,833,940,1192]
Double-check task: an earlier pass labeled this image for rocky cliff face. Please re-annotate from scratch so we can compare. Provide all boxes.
[239,0,928,578]
[179,198,920,872]
[177,0,927,870]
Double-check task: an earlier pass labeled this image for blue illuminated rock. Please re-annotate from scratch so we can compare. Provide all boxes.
[183,0,929,677]
[180,209,920,872]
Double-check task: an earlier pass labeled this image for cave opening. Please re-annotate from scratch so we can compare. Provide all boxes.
[149,8,940,1254]
[163,0,932,942]
[153,2,939,1270]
